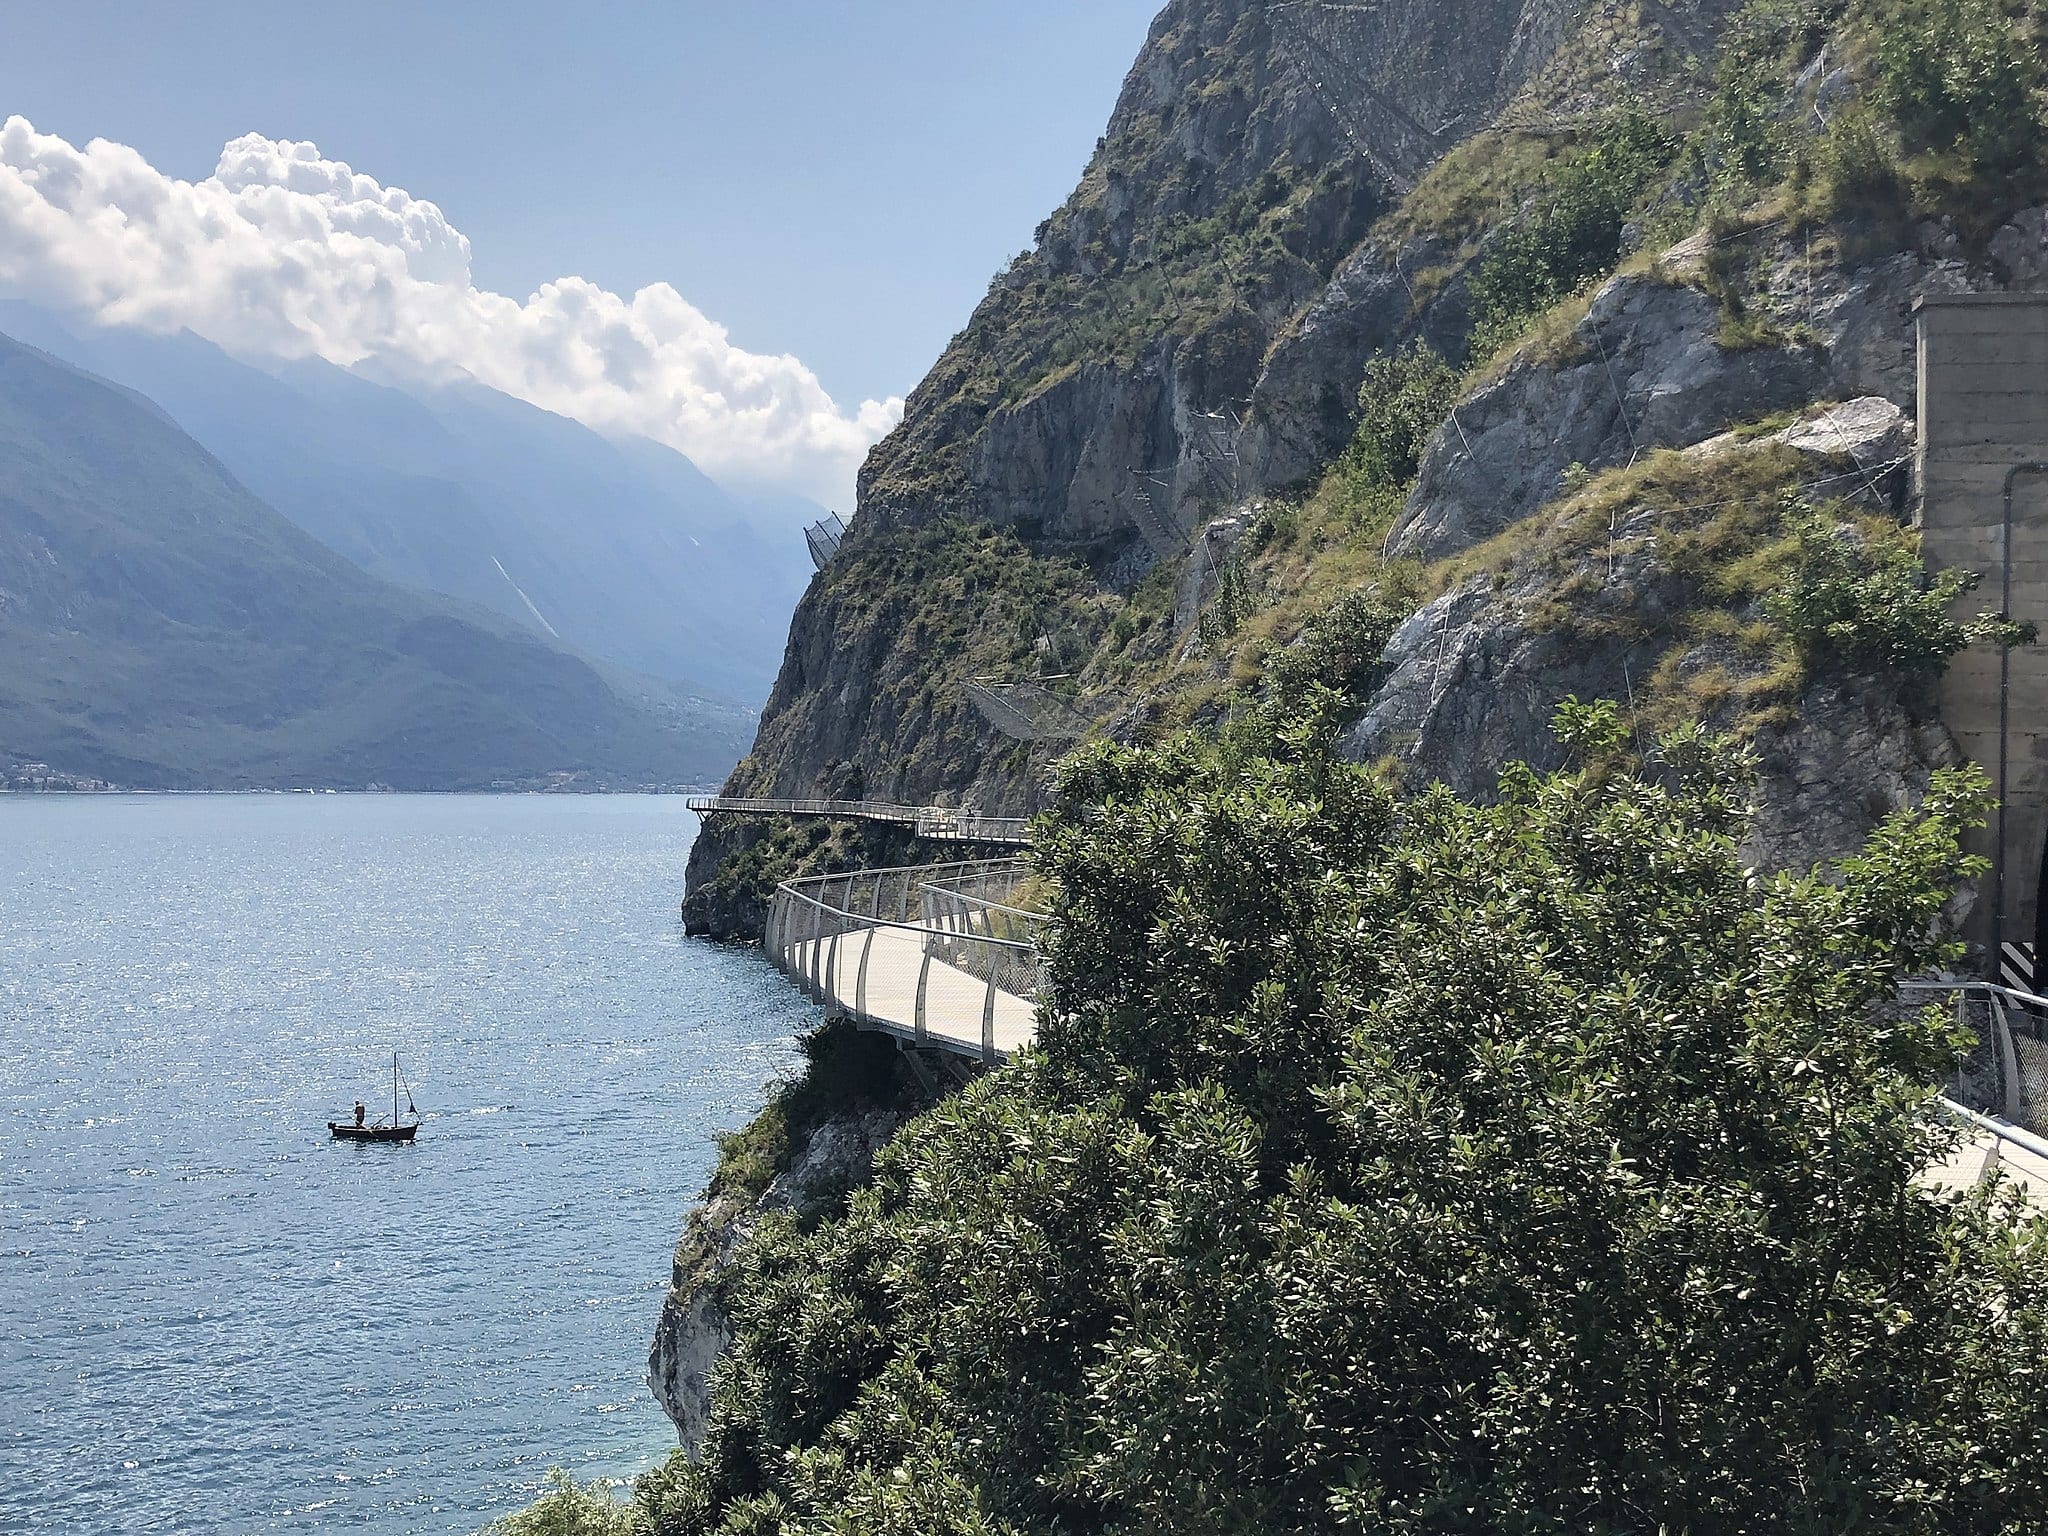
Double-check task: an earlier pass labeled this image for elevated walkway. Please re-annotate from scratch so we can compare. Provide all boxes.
[687,795,1031,847]
[765,858,1044,1062]
[1930,1103,2048,1206]
[756,868,2048,1209]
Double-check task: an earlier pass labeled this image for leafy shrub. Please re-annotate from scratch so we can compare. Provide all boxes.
[1873,0,2043,173]
[1263,585,1411,715]
[1763,511,2034,671]
[1468,111,1677,358]
[638,702,2048,1536]
[484,1469,644,1536]
[1193,549,1264,653]
[1348,343,1462,490]
[1697,0,1836,197]
[1810,104,1907,216]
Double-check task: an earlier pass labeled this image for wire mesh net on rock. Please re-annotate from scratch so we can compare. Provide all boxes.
[804,512,847,570]
[965,680,1097,743]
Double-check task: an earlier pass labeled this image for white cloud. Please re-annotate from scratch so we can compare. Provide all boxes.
[0,118,900,505]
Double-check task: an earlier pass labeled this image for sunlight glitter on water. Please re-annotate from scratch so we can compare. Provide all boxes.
[0,794,810,1535]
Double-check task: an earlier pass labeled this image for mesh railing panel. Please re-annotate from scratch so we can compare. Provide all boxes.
[687,795,1034,847]
[1910,982,2048,1137]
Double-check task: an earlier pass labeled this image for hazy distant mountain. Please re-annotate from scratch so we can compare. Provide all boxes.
[0,303,820,708]
[0,332,753,790]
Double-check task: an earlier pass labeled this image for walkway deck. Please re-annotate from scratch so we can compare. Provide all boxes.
[688,795,1031,847]
[765,859,1043,1063]
[780,925,1037,1058]
[1929,1105,2048,1206]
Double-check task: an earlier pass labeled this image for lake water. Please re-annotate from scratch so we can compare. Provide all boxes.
[0,794,810,1535]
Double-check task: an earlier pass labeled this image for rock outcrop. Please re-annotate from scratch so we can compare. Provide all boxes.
[685,0,1757,893]
[649,1102,918,1447]
[1392,277,1831,560]
[1338,534,1955,878]
[663,0,2048,1455]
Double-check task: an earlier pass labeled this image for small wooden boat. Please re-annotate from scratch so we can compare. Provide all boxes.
[330,1053,421,1143]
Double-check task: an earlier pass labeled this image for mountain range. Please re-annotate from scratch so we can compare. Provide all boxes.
[0,330,761,789]
[0,302,817,709]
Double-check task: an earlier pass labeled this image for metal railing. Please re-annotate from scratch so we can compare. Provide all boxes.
[764,859,1047,1063]
[1903,979,2048,1137]
[1946,1099,2048,1173]
[687,796,1032,847]
[754,880,2048,1190]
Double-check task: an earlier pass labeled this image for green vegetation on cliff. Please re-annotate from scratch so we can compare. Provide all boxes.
[637,3,2048,1529]
[732,518,1103,812]
[623,699,2048,1535]
[861,3,1381,513]
[1081,0,2048,753]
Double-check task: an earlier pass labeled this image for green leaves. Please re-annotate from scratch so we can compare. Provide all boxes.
[1762,509,2008,675]
[646,707,2044,1536]
[485,1469,648,1536]
[1349,344,1463,492]
[1467,109,1678,360]
[1873,0,2044,175]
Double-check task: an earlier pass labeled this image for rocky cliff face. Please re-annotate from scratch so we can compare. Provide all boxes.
[689,0,1764,921]
[648,1105,910,1446]
[663,0,2048,1469]
[690,0,2048,915]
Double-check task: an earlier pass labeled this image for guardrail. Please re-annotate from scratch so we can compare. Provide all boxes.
[1902,979,2048,1135]
[687,796,1032,847]
[764,859,1045,1062]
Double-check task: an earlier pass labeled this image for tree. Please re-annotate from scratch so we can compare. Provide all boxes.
[641,698,2048,1536]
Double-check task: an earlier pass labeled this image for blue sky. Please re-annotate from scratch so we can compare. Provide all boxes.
[0,1,1164,413]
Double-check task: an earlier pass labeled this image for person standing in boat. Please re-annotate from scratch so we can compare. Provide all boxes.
[353,1101,365,1128]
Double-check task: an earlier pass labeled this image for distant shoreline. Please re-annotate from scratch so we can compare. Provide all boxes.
[0,784,723,797]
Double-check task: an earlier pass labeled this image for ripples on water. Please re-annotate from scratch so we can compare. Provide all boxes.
[0,794,809,1534]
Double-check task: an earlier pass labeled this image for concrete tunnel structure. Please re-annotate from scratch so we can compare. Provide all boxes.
[1919,293,2048,983]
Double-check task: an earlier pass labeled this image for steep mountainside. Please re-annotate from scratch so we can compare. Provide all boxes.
[687,0,2048,933]
[0,334,750,789]
[0,304,813,707]
[650,0,2048,1509]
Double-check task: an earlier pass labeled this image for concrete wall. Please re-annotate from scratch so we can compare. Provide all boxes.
[1919,295,2048,965]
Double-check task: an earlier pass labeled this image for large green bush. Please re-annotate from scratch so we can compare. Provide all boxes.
[1873,0,2043,174]
[1262,585,1412,716]
[1467,113,1678,359]
[632,699,2048,1536]
[1764,511,2035,672]
[1348,343,1462,490]
[483,1470,643,1536]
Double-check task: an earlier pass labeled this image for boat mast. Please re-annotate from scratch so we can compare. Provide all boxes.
[393,1052,399,1127]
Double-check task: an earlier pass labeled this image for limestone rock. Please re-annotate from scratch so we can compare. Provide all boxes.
[1392,276,1831,561]
[1246,233,1470,490]
[1775,396,1910,466]
[1339,547,1953,879]
[680,821,772,941]
[1990,207,2048,289]
[1807,249,1970,406]
[1340,547,1675,794]
[648,1104,910,1449]
[1748,681,1959,879]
